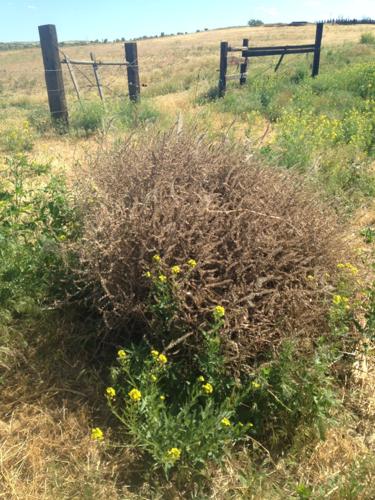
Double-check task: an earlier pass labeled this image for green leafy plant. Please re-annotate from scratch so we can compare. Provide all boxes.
[0,121,34,152]
[0,154,78,313]
[100,257,253,475]
[70,101,105,135]
[360,226,375,243]
[360,32,375,45]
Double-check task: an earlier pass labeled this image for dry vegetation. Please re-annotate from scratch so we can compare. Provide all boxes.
[0,23,374,499]
[77,128,344,368]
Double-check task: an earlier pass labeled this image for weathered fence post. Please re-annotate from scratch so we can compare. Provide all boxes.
[90,52,105,102]
[218,41,228,97]
[312,22,324,77]
[38,24,68,126]
[124,42,140,102]
[240,38,249,85]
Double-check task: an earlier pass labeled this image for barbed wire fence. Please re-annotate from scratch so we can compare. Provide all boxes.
[38,24,140,125]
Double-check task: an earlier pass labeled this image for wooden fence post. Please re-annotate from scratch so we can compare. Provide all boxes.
[38,24,68,126]
[312,22,324,77]
[124,42,140,102]
[90,52,105,102]
[240,38,249,85]
[218,41,228,97]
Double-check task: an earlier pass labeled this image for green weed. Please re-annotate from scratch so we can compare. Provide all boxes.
[360,32,375,45]
[0,154,78,316]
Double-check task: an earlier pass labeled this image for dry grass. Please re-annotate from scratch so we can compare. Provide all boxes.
[1,23,374,170]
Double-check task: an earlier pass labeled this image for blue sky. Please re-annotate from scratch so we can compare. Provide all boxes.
[1,0,375,42]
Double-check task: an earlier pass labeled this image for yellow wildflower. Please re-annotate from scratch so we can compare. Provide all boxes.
[251,381,261,389]
[197,375,205,382]
[332,295,349,306]
[128,388,142,401]
[153,254,161,263]
[158,353,168,364]
[214,305,225,318]
[160,395,165,401]
[337,262,359,275]
[306,275,314,281]
[144,271,152,279]
[202,383,213,394]
[151,374,157,382]
[171,265,181,275]
[166,447,181,460]
[221,417,231,427]
[187,259,197,269]
[151,350,159,358]
[91,427,104,441]
[158,274,167,283]
[117,349,127,359]
[105,387,116,400]
[345,263,359,275]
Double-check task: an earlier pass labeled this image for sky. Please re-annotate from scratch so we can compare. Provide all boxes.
[1,0,375,42]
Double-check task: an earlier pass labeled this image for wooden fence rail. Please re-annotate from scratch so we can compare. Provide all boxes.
[218,22,324,97]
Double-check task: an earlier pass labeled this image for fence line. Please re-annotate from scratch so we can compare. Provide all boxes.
[38,23,141,125]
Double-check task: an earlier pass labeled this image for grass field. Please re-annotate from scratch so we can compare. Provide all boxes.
[0,23,374,499]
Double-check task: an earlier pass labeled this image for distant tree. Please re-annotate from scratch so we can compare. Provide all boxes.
[103,38,108,43]
[248,19,264,27]
[160,32,165,37]
[121,37,125,42]
[204,28,208,31]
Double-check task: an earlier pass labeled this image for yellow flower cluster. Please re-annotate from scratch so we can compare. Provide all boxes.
[129,388,142,401]
[171,265,181,275]
[337,262,359,275]
[166,447,181,460]
[153,254,161,263]
[214,305,225,319]
[251,381,261,389]
[158,274,167,283]
[221,417,231,427]
[187,259,197,269]
[202,382,213,394]
[332,295,349,308]
[106,387,116,400]
[197,375,205,382]
[151,350,167,364]
[117,349,127,359]
[91,427,104,441]
[158,353,168,364]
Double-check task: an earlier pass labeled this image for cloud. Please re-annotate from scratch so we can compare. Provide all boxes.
[27,4,37,9]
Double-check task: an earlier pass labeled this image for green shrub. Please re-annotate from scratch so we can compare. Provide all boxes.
[0,154,78,315]
[114,100,159,129]
[0,121,34,152]
[360,32,375,45]
[97,257,338,475]
[70,101,105,134]
[28,106,53,134]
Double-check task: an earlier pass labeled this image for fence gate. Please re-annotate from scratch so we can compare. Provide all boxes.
[218,22,324,97]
